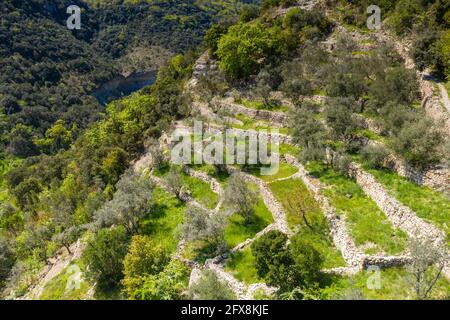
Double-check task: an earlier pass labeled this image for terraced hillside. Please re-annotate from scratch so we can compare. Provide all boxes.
[1,0,449,301]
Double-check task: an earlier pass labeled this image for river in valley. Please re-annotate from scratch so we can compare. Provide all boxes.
[93,70,157,105]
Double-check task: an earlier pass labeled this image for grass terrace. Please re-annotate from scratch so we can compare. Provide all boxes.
[225,248,262,284]
[139,187,185,253]
[224,183,274,248]
[243,162,299,183]
[240,98,290,113]
[232,114,289,135]
[364,166,450,245]
[329,267,450,300]
[269,178,346,268]
[306,162,408,255]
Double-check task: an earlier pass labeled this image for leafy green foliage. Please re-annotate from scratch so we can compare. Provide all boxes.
[132,259,189,300]
[216,21,293,80]
[82,227,130,289]
[251,230,326,293]
[122,235,170,298]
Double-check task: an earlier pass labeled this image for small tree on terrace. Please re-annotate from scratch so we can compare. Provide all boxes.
[166,167,184,200]
[94,170,153,234]
[324,97,361,149]
[147,138,166,171]
[52,226,81,254]
[252,69,273,106]
[223,174,258,225]
[181,205,227,247]
[407,237,447,300]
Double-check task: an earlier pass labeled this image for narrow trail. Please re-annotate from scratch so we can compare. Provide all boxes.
[19,240,85,300]
[437,83,450,114]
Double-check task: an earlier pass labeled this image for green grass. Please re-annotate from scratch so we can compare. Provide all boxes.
[189,164,231,187]
[244,162,298,183]
[356,128,385,142]
[277,143,301,157]
[327,267,450,300]
[306,162,408,255]
[153,165,219,210]
[139,187,185,253]
[40,261,90,300]
[224,185,274,248]
[269,178,346,268]
[182,172,219,210]
[225,248,262,284]
[365,167,450,245]
[241,98,290,113]
[232,114,289,135]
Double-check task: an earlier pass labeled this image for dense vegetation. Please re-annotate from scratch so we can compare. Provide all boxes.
[0,0,258,159]
[329,0,449,79]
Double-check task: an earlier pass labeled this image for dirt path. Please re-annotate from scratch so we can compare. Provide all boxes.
[437,83,450,114]
[20,240,85,300]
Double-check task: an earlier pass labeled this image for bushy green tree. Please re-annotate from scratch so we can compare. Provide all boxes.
[252,230,325,293]
[391,117,444,169]
[433,30,450,79]
[82,227,129,288]
[361,144,390,169]
[217,22,292,80]
[122,235,170,298]
[251,230,294,290]
[133,260,189,300]
[289,232,325,287]
[0,203,23,237]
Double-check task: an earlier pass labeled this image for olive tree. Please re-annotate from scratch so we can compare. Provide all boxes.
[94,170,153,234]
[223,174,258,224]
[407,237,447,300]
[181,205,226,247]
[165,167,184,200]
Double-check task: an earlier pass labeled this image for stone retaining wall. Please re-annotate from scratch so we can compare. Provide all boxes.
[216,98,288,126]
[225,166,291,235]
[283,154,365,271]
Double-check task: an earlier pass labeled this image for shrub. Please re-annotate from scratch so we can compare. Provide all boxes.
[361,144,390,169]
